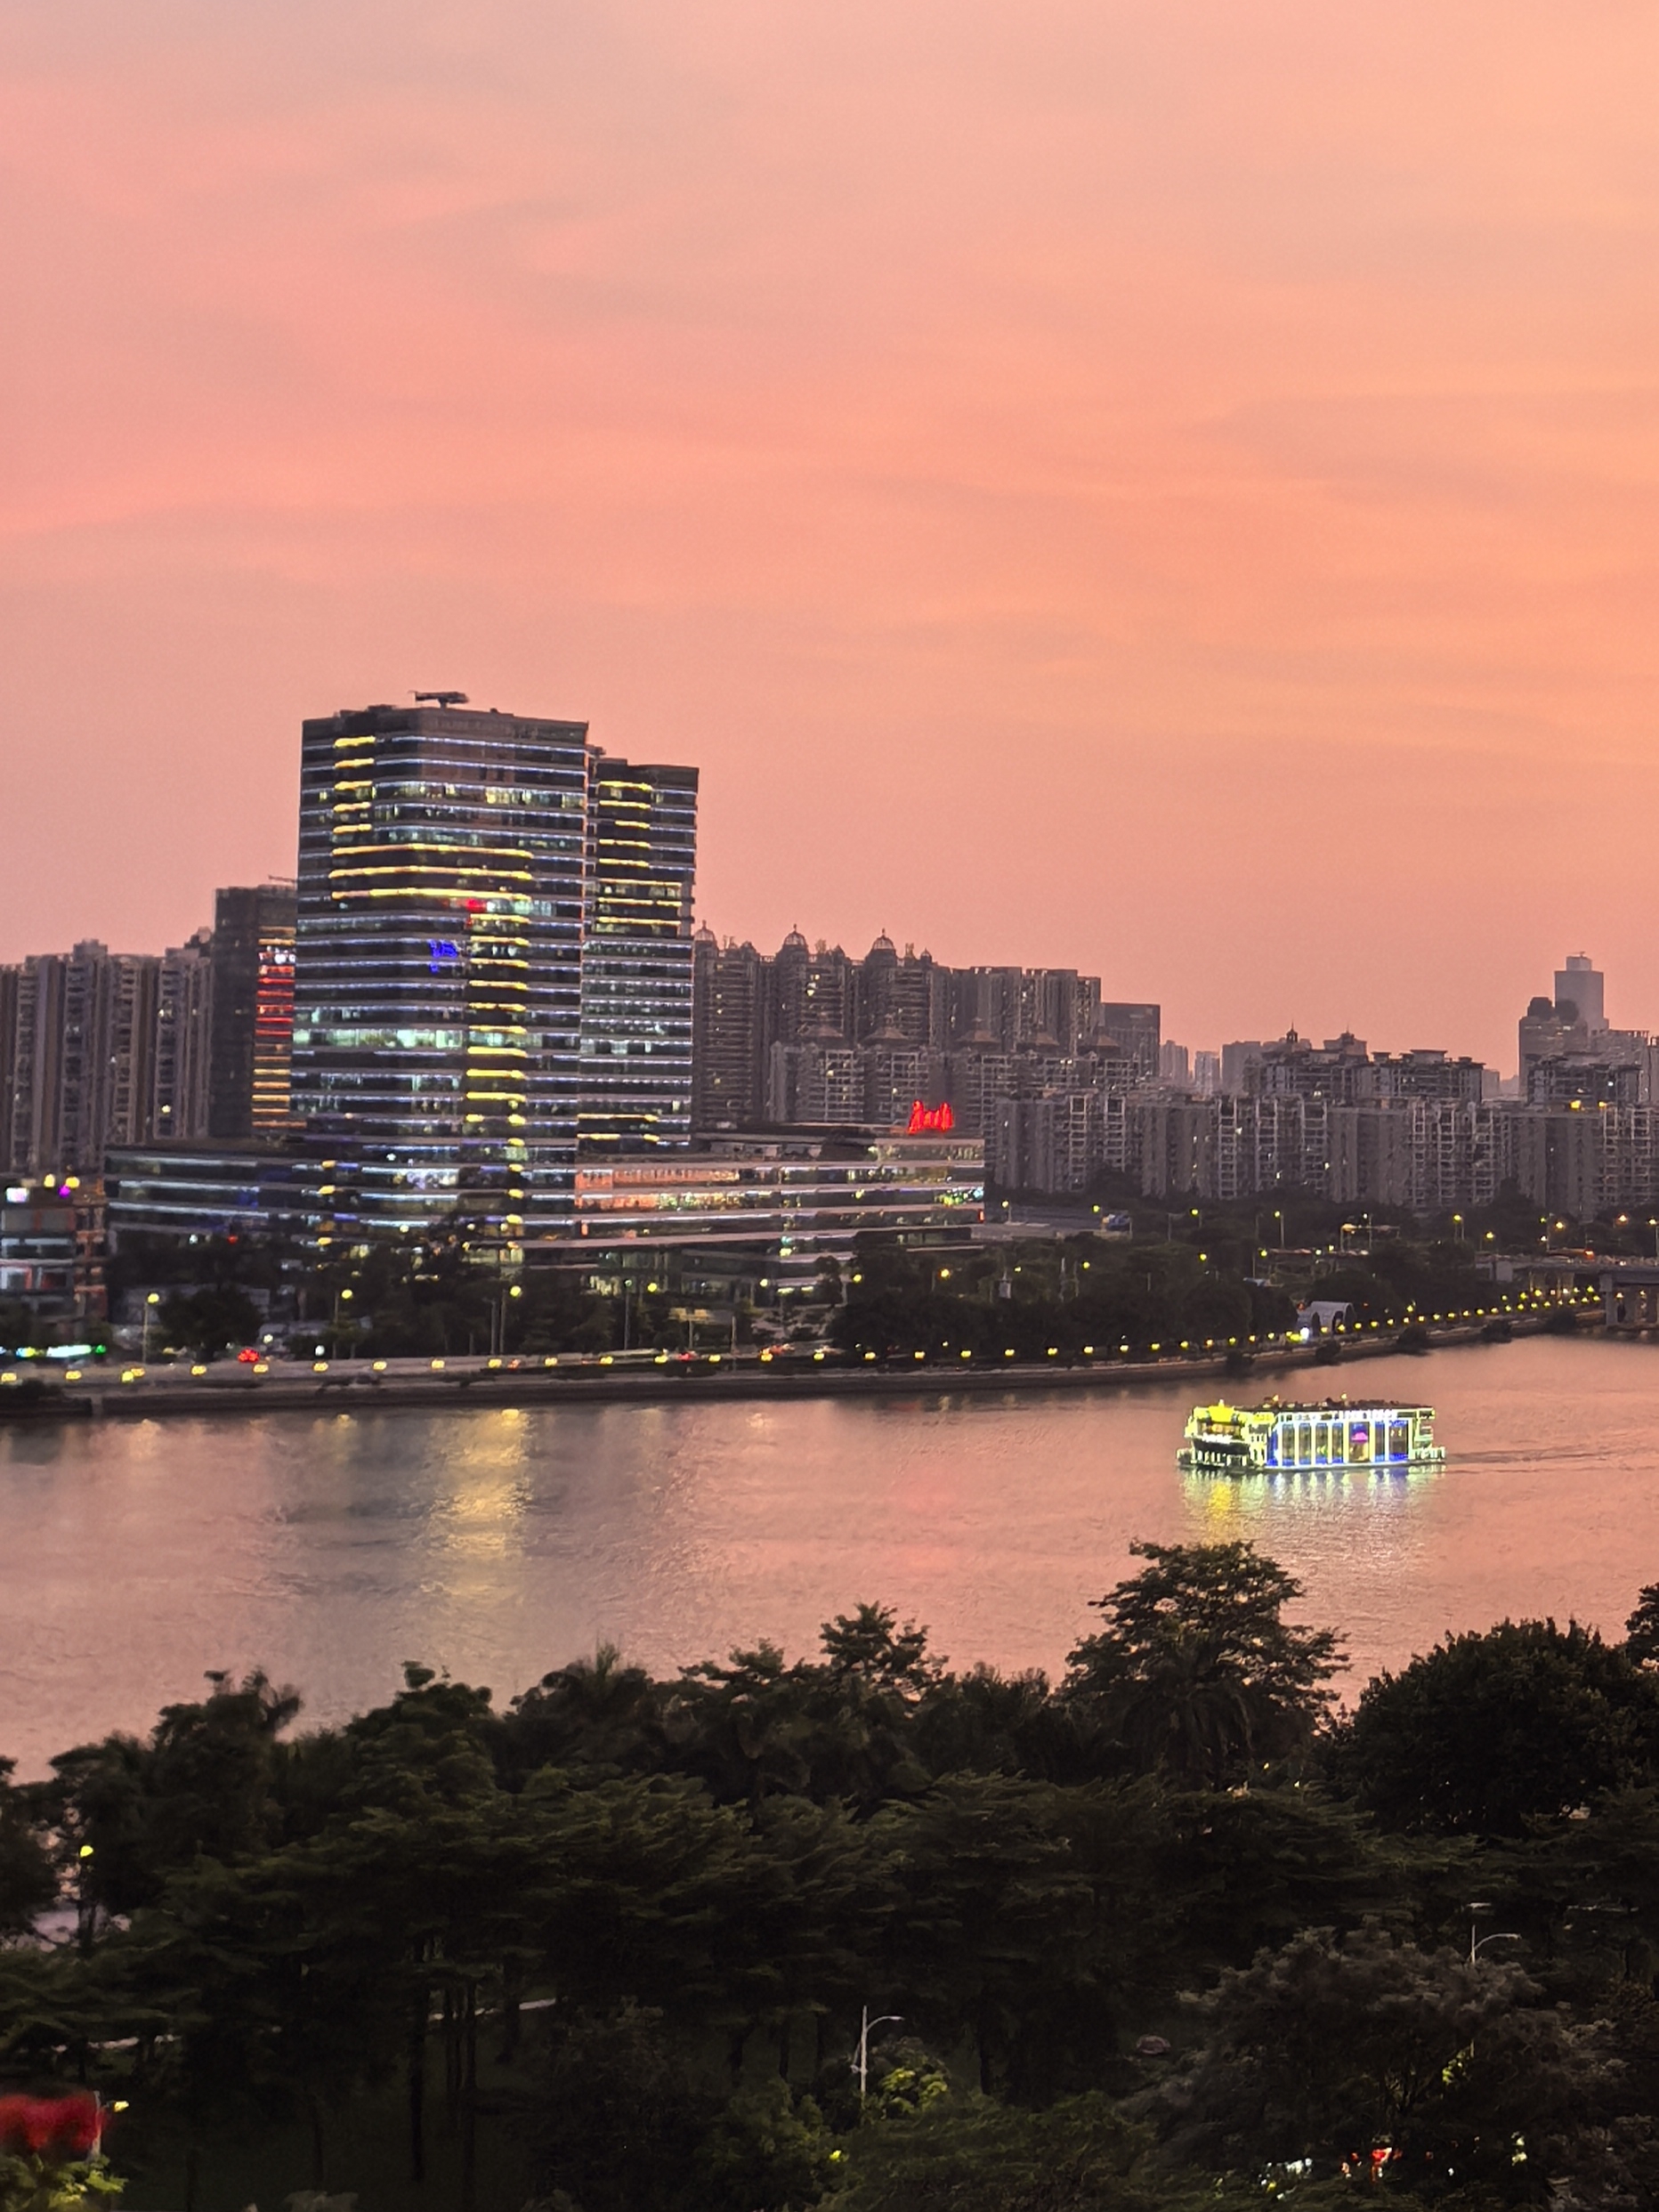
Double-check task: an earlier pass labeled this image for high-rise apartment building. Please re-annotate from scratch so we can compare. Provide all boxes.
[4,944,162,1176]
[578,759,699,1152]
[208,884,298,1139]
[155,928,214,1143]
[290,701,599,1240]
[692,931,769,1128]
[0,967,17,1176]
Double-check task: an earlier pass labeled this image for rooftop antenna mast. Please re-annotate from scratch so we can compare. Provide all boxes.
[413,690,469,709]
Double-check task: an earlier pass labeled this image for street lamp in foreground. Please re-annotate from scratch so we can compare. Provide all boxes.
[853,2006,904,2101]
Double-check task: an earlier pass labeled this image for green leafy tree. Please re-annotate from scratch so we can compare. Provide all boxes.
[1153,1924,1628,2200]
[819,2092,1180,2212]
[0,1762,54,1935]
[1624,1583,1659,1669]
[694,2078,835,2210]
[46,1672,300,1916]
[158,1285,261,1359]
[506,1645,665,1781]
[1066,1544,1343,1788]
[524,2001,714,2212]
[1334,1620,1659,1835]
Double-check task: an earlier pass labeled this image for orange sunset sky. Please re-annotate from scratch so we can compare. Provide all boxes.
[4,0,1658,1069]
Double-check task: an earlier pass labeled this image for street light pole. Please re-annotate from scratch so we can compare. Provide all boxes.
[492,1282,522,1357]
[1468,1902,1521,1965]
[853,2006,904,2102]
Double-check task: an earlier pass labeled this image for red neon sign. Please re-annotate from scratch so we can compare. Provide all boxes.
[906,1099,955,1133]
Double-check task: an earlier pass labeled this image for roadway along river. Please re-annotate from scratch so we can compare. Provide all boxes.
[3,1332,1658,1774]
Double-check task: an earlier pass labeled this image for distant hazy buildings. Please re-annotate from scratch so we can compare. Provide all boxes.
[0,891,302,1181]
[690,926,1159,1199]
[1518,951,1657,1106]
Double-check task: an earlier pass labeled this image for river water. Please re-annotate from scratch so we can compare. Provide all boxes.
[3,1334,1658,1775]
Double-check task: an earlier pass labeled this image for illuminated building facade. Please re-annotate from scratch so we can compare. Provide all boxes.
[579,759,699,1152]
[565,1121,985,1278]
[0,1181,107,1331]
[290,702,596,1240]
[208,885,297,1138]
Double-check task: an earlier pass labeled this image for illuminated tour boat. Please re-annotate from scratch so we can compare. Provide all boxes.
[1177,1399,1445,1476]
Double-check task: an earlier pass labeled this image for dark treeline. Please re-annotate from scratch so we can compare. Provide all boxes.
[825,1228,1514,1364]
[61,1192,1529,1369]
[12,1546,1659,2209]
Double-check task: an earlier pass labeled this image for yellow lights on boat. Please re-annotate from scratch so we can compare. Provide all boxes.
[373,1359,388,1373]
[708,1353,721,1364]
[598,1355,613,1365]
[914,1349,925,1360]
[191,1365,207,1378]
[121,1368,143,1382]
[864,1351,877,1362]
[313,1361,329,1374]
[1082,1344,1094,1356]
[813,1349,826,1361]
[545,1356,558,1367]
[64,1369,81,1381]
[759,1349,773,1363]
[254,1362,269,1375]
[961,1349,972,1358]
[1005,1348,1016,1358]
[655,1352,669,1365]
[1047,1347,1059,1357]
[0,1373,15,1388]
[431,1358,445,1371]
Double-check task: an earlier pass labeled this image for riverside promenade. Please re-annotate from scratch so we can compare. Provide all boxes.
[0,1300,1598,1424]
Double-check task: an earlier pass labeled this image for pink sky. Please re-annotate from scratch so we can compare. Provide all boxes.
[4,0,1658,1068]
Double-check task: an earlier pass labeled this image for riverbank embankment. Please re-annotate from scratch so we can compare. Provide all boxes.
[0,1308,1592,1424]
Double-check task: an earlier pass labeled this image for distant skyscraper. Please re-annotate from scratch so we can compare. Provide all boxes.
[290,701,597,1241]
[1556,952,1606,1033]
[1097,1001,1161,1081]
[208,885,298,1141]
[578,758,699,1151]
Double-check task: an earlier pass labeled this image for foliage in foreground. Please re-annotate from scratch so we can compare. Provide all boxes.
[6,1547,1659,2207]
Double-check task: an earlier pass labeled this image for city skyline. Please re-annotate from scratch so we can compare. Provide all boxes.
[7,5,1659,1068]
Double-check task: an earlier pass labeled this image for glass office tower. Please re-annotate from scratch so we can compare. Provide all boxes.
[290,703,595,1243]
[579,759,700,1152]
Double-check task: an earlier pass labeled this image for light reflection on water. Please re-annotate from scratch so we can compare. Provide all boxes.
[4,1334,1659,1771]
